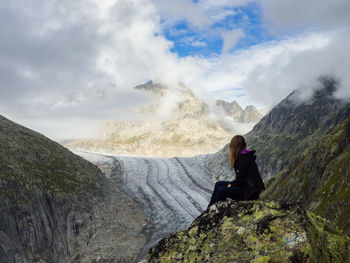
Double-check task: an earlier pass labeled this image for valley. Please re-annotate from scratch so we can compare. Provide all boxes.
[76,151,215,261]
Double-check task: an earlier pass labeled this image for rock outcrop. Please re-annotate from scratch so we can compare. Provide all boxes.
[0,115,146,262]
[147,200,350,263]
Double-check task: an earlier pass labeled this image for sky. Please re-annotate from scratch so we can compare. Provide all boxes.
[1,0,350,139]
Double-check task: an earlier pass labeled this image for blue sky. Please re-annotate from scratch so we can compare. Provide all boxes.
[163,2,273,57]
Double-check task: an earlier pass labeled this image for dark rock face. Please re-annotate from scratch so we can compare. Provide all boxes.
[0,115,146,262]
[245,77,347,181]
[0,191,96,262]
[262,115,350,234]
[134,80,167,97]
[147,200,350,263]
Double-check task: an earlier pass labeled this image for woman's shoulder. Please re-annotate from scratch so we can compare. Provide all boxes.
[239,149,256,157]
[237,150,256,162]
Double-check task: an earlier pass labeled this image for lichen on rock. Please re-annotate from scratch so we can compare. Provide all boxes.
[147,200,350,263]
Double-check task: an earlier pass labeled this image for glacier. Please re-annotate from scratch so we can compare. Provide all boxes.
[75,151,216,260]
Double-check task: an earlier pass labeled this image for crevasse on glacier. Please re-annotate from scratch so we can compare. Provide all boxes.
[115,155,214,260]
[76,151,216,260]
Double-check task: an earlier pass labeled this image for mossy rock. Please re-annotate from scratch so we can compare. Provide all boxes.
[147,200,350,263]
[0,115,103,203]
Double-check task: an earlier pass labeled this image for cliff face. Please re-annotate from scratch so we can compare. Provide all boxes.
[147,200,350,263]
[245,78,348,181]
[261,114,350,233]
[0,115,146,262]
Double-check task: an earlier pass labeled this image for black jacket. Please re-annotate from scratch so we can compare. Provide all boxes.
[231,150,265,195]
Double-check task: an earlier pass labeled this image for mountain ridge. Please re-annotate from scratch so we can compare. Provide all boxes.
[208,77,350,234]
[65,81,263,157]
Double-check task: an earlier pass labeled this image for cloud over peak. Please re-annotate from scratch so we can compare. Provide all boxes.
[1,0,350,139]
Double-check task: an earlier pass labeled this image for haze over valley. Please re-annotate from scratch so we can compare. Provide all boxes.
[65,80,263,157]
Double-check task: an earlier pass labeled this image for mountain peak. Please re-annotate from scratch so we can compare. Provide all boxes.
[66,81,263,157]
[245,105,257,111]
[216,99,262,122]
[313,76,338,98]
[134,80,167,97]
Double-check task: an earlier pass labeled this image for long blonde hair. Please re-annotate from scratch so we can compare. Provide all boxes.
[229,135,246,168]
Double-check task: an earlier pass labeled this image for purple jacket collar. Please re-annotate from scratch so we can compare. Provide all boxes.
[240,148,251,155]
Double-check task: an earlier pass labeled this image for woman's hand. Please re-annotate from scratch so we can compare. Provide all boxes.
[227,184,231,188]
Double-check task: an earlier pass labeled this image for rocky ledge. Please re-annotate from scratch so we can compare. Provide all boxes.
[147,200,350,263]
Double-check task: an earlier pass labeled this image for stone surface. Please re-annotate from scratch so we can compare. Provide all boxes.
[147,200,350,263]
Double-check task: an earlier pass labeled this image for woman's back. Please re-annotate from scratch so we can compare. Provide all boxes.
[234,150,265,192]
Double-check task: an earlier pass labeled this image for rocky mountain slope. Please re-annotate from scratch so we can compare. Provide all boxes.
[147,200,350,263]
[209,78,348,182]
[261,110,350,233]
[66,81,262,157]
[246,77,348,181]
[0,115,146,262]
[208,77,350,234]
[209,79,346,178]
[216,99,262,122]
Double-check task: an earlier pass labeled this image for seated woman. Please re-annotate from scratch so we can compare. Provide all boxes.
[207,135,265,208]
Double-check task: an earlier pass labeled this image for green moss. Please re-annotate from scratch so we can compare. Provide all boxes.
[306,211,350,263]
[149,200,350,263]
[251,256,270,263]
[0,115,102,204]
[188,226,198,237]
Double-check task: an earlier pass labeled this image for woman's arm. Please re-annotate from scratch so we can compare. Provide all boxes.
[231,155,250,186]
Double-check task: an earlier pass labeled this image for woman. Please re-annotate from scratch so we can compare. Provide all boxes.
[207,135,265,208]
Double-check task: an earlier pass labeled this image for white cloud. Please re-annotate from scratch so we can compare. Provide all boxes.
[222,29,245,53]
[191,40,207,47]
[1,0,350,140]
[261,0,350,32]
[154,0,211,29]
[198,0,253,10]
[210,9,236,22]
[155,0,253,30]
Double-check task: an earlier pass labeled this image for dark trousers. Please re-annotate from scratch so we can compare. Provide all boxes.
[207,181,247,209]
